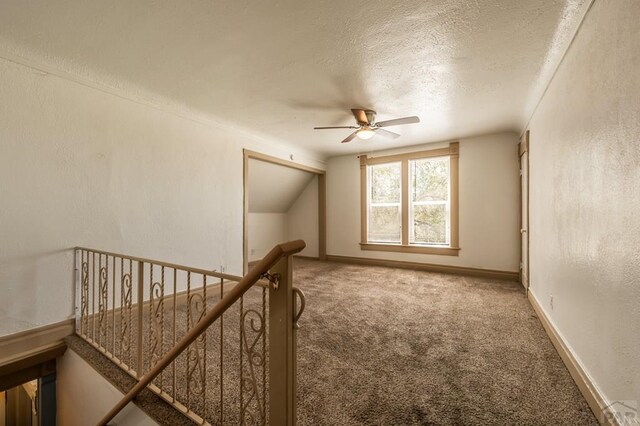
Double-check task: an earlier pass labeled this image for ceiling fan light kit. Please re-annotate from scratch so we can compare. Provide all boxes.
[313,109,420,144]
[356,127,376,140]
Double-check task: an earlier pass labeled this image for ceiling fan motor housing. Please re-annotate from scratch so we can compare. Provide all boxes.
[361,110,376,125]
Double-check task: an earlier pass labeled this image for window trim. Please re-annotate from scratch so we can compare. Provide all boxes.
[360,142,460,256]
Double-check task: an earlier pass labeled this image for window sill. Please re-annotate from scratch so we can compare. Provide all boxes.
[360,243,460,256]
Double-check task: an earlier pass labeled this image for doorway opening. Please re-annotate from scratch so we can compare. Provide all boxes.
[243,150,326,273]
[0,344,64,426]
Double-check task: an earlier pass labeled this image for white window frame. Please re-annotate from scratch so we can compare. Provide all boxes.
[408,156,451,246]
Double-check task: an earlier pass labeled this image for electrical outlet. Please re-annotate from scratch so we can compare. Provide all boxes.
[550,294,554,310]
[220,264,226,273]
[251,249,255,255]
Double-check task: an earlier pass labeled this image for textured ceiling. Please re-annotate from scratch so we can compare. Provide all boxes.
[248,159,314,213]
[0,0,589,157]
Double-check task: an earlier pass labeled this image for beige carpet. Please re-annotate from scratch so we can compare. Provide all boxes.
[77,258,597,425]
[293,258,597,425]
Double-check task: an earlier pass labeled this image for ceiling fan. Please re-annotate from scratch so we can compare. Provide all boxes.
[313,109,420,143]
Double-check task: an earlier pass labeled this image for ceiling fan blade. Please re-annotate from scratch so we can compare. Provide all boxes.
[375,128,401,139]
[351,109,370,125]
[314,126,358,130]
[341,131,359,143]
[376,116,420,127]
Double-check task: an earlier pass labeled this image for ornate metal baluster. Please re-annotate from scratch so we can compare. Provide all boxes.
[186,271,191,410]
[172,268,177,403]
[81,251,89,336]
[92,251,96,341]
[160,266,165,387]
[149,265,164,378]
[136,261,144,376]
[98,254,102,345]
[120,258,133,367]
[240,303,267,425]
[112,255,116,356]
[262,285,267,423]
[148,264,153,372]
[202,274,207,422]
[186,274,207,417]
[240,295,244,425]
[129,260,133,367]
[99,255,109,345]
[220,277,224,424]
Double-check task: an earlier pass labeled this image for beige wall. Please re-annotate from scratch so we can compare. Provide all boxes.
[248,213,287,262]
[286,176,319,258]
[0,57,324,336]
[248,176,319,260]
[527,0,640,409]
[57,350,157,425]
[326,132,520,272]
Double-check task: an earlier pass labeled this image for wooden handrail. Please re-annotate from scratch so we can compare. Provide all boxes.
[96,240,306,426]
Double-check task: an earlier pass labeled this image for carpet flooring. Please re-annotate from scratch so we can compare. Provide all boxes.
[293,259,597,425]
[75,258,598,425]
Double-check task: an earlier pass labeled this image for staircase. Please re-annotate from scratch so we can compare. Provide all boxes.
[72,241,306,425]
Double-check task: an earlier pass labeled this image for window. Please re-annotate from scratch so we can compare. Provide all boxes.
[367,162,401,243]
[410,157,450,245]
[360,143,460,256]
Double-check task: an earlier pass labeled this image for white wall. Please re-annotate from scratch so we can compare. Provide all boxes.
[286,175,319,258]
[248,176,319,260]
[326,132,520,272]
[57,349,157,425]
[247,213,287,262]
[527,0,640,409]
[0,57,324,336]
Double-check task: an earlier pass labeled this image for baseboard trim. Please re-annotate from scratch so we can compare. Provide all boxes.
[0,318,74,367]
[528,291,616,426]
[293,255,320,261]
[325,254,519,281]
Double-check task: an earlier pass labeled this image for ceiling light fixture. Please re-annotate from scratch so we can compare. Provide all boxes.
[313,109,420,144]
[356,127,376,140]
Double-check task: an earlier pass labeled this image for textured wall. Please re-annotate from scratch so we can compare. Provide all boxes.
[528,0,640,408]
[287,176,319,258]
[0,57,323,335]
[247,213,287,262]
[326,132,520,271]
[57,350,157,425]
[248,176,319,260]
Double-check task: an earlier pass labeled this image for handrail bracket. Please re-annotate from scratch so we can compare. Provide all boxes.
[260,271,281,291]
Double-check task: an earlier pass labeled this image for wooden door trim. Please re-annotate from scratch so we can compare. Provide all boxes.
[518,130,530,290]
[0,343,66,392]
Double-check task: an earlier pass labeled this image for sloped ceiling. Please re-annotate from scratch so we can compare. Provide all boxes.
[248,159,314,213]
[0,0,590,157]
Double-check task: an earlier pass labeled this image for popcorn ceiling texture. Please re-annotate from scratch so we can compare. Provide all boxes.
[0,0,589,156]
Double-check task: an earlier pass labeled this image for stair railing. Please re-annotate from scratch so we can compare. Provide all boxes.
[73,240,306,426]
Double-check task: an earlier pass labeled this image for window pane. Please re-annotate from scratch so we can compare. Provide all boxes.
[411,158,449,202]
[369,205,401,243]
[412,204,448,245]
[370,163,401,203]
